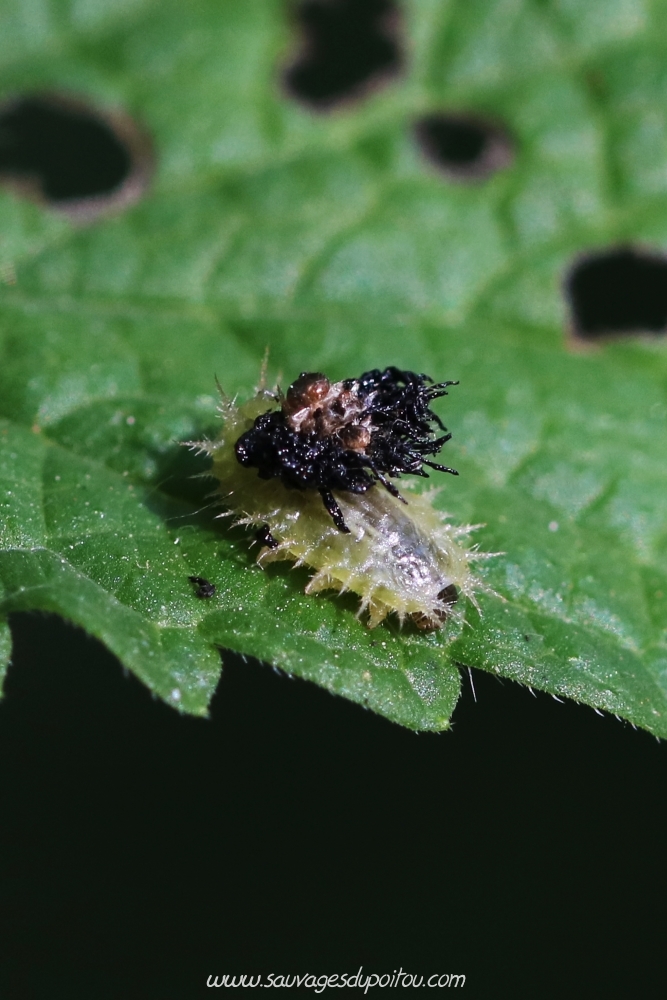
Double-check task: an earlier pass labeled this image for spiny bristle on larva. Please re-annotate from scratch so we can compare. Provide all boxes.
[196,382,488,630]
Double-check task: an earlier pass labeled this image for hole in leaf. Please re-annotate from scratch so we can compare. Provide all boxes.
[0,93,153,220]
[414,112,514,181]
[567,247,667,340]
[284,0,401,110]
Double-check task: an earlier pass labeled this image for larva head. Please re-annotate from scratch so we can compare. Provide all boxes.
[410,583,459,630]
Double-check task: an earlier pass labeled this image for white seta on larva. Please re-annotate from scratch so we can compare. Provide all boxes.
[195,375,488,630]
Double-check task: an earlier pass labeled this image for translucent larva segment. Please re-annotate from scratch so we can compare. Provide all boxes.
[293,486,476,628]
[203,393,481,629]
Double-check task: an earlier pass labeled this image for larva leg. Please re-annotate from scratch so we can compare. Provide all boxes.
[319,488,350,533]
[256,524,279,549]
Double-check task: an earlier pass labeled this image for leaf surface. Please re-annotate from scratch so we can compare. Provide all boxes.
[1,0,667,732]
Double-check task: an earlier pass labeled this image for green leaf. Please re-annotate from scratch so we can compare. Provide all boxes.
[1,0,666,733]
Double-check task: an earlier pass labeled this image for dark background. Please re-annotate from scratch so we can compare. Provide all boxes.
[0,612,665,999]
[2,3,667,996]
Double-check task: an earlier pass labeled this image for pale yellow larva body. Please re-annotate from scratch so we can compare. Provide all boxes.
[200,389,483,629]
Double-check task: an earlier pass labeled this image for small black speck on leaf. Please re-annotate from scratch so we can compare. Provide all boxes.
[188,576,216,599]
